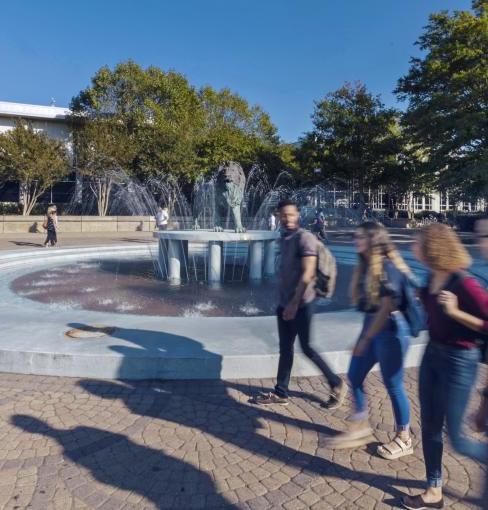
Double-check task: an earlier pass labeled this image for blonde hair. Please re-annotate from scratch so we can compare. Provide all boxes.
[418,223,471,272]
[351,222,410,307]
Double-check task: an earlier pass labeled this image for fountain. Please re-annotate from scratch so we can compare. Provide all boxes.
[154,162,280,285]
[0,160,427,380]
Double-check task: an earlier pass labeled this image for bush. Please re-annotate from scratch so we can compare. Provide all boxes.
[0,202,66,215]
[413,211,446,221]
[0,202,21,214]
[447,212,486,232]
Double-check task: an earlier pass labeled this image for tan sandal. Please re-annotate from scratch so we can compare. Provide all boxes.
[377,435,413,460]
[327,420,375,450]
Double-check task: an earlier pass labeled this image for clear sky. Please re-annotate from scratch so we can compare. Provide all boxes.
[0,0,473,142]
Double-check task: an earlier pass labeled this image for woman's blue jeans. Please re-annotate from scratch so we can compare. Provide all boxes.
[419,342,487,488]
[348,313,411,429]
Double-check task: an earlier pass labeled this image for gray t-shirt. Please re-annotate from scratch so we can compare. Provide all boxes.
[278,229,318,308]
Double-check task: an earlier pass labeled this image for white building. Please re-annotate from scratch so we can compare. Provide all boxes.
[0,100,71,142]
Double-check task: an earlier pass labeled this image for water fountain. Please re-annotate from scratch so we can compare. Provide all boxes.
[154,162,280,285]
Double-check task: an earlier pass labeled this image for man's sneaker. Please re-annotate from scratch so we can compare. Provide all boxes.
[322,378,348,410]
[253,392,289,406]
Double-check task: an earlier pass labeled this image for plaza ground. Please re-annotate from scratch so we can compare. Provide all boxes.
[0,230,486,509]
[0,370,486,510]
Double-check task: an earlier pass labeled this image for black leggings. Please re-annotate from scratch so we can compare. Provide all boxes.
[45,230,57,246]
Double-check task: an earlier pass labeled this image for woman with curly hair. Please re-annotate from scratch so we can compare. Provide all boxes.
[403,223,488,510]
[329,222,414,459]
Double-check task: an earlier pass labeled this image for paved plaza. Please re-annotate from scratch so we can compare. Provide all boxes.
[0,368,486,510]
[0,231,486,509]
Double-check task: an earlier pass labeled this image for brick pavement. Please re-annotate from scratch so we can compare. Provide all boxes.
[0,369,486,509]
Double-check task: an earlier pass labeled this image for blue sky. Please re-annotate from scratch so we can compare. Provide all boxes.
[0,0,473,141]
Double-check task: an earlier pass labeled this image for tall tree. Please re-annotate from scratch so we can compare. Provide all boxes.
[397,1,488,201]
[0,121,69,215]
[298,83,402,208]
[71,61,205,182]
[71,61,287,187]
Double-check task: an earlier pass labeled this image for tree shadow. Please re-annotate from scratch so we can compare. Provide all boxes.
[66,322,426,504]
[11,414,232,509]
[117,237,155,244]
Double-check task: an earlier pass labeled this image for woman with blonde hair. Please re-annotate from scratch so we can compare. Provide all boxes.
[403,223,488,510]
[329,222,414,459]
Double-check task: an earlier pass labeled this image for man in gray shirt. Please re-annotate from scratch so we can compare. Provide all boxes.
[255,199,347,407]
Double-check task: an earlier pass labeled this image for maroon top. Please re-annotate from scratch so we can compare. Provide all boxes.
[421,274,488,349]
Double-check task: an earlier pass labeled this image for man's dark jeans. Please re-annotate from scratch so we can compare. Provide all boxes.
[275,303,341,398]
[419,342,486,488]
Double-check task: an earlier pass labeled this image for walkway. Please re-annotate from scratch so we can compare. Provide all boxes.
[0,369,486,509]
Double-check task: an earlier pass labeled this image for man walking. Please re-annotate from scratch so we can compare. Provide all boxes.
[255,199,347,408]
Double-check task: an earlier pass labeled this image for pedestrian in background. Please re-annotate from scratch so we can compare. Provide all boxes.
[269,210,277,231]
[156,206,169,231]
[43,205,58,247]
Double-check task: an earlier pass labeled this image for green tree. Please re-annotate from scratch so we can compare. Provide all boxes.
[71,61,287,185]
[397,1,488,201]
[0,121,69,215]
[71,61,205,182]
[298,82,402,208]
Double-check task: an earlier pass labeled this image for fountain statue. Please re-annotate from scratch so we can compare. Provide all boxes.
[214,162,246,233]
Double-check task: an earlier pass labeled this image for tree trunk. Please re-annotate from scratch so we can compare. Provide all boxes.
[95,179,112,217]
[407,193,415,220]
[20,181,42,216]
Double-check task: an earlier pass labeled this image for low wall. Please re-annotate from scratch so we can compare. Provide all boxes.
[0,215,179,233]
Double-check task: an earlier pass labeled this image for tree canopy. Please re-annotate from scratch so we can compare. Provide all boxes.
[397,0,488,201]
[71,61,285,185]
[296,83,403,207]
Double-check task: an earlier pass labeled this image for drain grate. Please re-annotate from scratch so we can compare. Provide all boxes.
[65,325,116,339]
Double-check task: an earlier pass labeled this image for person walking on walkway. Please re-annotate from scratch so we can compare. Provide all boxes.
[255,199,347,408]
[328,222,414,459]
[43,205,58,247]
[403,223,488,510]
